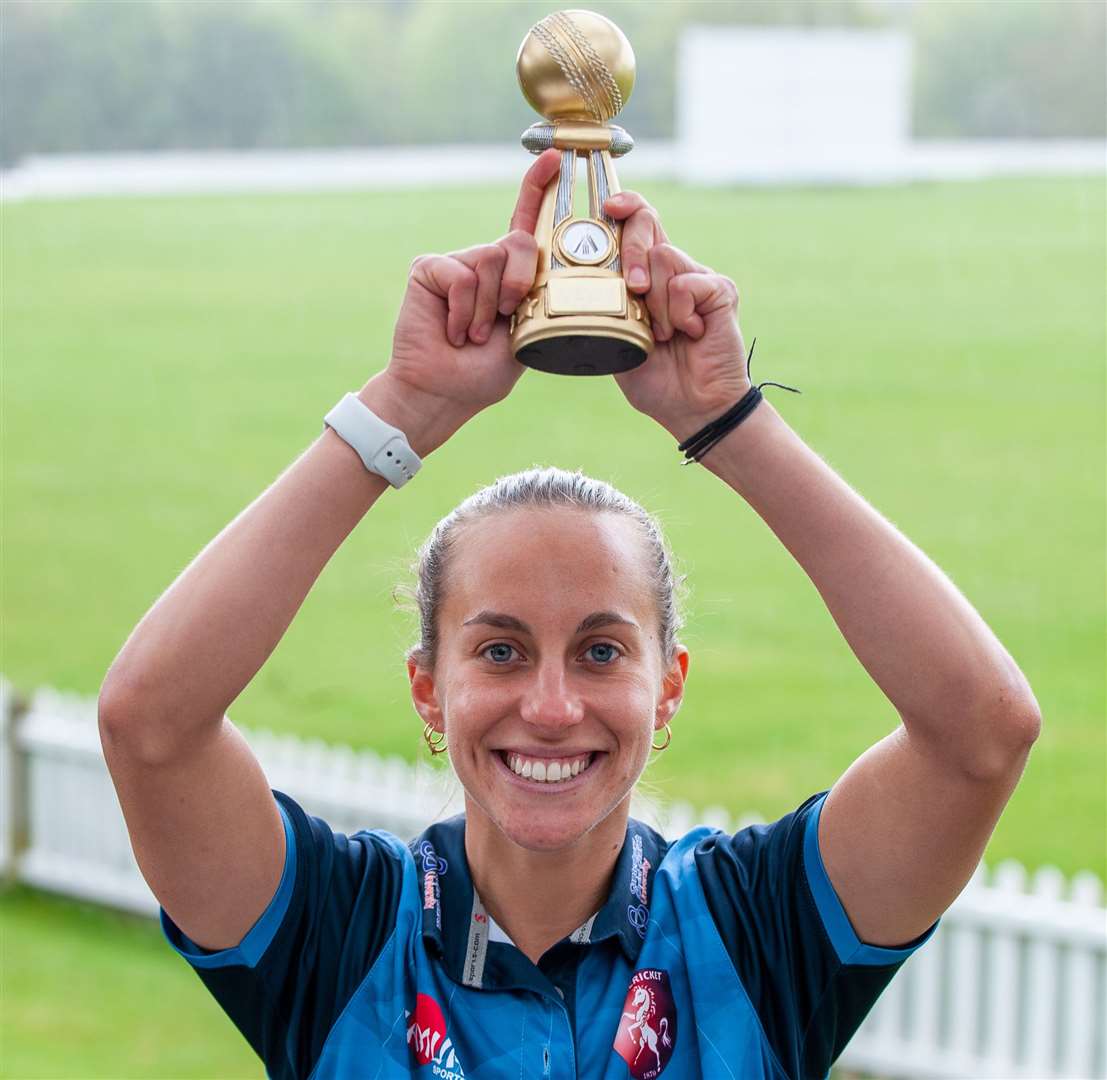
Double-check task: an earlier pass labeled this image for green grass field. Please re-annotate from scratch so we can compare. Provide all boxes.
[0,887,260,1077]
[2,176,1104,1076]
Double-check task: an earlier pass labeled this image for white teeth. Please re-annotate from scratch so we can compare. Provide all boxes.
[503,752,595,785]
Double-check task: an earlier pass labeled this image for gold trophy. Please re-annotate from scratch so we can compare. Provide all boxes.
[511,10,653,376]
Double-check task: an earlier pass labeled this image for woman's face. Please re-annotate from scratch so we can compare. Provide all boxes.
[408,507,688,852]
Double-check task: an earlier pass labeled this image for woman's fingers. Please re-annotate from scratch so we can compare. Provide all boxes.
[496,229,540,316]
[444,266,479,348]
[406,151,557,349]
[668,272,740,340]
[410,254,477,348]
[644,243,709,341]
[646,247,676,340]
[457,244,507,344]
[667,275,705,340]
[458,232,542,339]
[604,191,668,294]
[509,149,562,234]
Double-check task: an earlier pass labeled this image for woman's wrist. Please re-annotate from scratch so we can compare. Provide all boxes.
[356,373,474,459]
[653,382,755,445]
[692,395,784,476]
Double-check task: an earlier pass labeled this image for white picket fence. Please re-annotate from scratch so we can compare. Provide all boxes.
[1,677,1104,1079]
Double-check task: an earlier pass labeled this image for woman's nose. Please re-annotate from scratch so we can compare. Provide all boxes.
[519,663,585,729]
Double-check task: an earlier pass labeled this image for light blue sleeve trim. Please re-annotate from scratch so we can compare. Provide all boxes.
[159,799,297,970]
[802,791,939,967]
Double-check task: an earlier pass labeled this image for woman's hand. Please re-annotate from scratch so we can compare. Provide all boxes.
[360,149,562,456]
[604,191,752,442]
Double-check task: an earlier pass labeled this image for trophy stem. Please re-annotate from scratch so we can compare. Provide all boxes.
[548,149,623,273]
[588,150,621,272]
[551,150,575,270]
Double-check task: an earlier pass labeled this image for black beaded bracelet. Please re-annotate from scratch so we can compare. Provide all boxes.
[677,340,802,465]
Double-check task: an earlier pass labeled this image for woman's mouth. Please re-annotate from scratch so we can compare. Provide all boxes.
[495,749,601,789]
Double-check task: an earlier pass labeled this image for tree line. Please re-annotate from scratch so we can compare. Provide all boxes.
[1,0,1102,167]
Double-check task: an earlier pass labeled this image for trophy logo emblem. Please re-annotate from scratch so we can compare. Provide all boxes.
[511,10,653,376]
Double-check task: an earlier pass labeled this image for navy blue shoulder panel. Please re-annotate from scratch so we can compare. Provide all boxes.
[693,790,936,1080]
[160,789,407,1080]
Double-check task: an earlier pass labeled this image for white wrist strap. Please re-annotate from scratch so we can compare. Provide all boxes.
[323,393,422,488]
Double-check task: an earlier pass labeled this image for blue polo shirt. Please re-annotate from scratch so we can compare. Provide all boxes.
[161,788,936,1079]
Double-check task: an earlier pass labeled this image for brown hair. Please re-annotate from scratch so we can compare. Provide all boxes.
[403,467,685,670]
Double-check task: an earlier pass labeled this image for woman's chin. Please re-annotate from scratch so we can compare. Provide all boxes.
[498,814,592,852]
[465,788,629,854]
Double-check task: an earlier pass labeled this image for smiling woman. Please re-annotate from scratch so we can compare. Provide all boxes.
[401,471,689,940]
[97,150,1041,1080]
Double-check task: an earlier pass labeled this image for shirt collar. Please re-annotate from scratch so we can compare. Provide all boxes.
[409,813,466,972]
[408,815,668,987]
[584,816,666,962]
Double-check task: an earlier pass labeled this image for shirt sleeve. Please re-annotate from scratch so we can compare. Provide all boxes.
[694,789,938,1080]
[159,788,405,1080]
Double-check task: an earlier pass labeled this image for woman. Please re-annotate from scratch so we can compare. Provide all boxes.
[99,150,1041,1079]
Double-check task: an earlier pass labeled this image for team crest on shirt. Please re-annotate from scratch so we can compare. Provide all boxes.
[613,969,676,1078]
[406,992,466,1078]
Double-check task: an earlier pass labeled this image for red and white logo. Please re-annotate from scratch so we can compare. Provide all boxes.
[405,993,466,1078]
[613,969,677,1078]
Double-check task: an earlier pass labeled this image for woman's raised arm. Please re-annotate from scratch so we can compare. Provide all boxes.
[605,191,1042,948]
[99,148,561,754]
[96,150,561,952]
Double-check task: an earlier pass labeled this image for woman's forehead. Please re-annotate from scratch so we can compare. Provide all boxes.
[446,508,654,612]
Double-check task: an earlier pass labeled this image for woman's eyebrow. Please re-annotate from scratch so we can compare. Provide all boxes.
[576,611,640,633]
[462,610,640,634]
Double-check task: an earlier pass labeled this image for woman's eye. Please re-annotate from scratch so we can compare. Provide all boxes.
[483,643,518,664]
[585,642,620,665]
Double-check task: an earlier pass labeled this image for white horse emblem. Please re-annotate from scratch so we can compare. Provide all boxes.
[621,985,672,1073]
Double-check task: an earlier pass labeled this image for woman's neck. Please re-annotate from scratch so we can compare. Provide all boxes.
[463,799,630,965]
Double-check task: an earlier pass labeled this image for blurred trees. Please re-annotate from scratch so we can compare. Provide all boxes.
[1,0,1102,167]
[913,0,1106,138]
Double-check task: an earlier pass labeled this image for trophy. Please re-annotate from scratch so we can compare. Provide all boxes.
[511,10,653,376]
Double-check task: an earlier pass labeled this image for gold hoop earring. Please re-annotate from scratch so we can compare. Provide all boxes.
[651,722,672,752]
[423,722,447,756]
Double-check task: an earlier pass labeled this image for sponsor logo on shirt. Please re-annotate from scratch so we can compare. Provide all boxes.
[629,835,651,905]
[627,835,652,937]
[417,840,448,931]
[406,992,466,1078]
[613,968,677,1078]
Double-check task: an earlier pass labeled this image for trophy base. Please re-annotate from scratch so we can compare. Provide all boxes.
[517,334,647,376]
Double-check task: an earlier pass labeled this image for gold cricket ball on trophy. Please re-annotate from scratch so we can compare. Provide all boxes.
[516,10,636,123]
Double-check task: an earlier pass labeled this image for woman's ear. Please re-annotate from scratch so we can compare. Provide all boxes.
[408,658,444,733]
[655,645,689,728]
